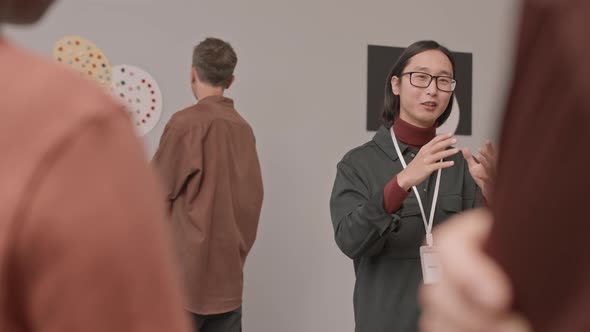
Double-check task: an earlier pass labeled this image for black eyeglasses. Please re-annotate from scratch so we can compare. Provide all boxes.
[399,72,457,92]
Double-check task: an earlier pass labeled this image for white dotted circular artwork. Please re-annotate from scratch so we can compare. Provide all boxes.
[111,65,163,136]
[53,36,112,86]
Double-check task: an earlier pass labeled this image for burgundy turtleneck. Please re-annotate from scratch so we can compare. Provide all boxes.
[383,117,436,213]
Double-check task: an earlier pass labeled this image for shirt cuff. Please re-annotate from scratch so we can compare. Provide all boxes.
[384,175,410,213]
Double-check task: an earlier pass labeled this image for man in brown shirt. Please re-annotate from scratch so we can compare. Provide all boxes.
[152,38,263,332]
[419,0,590,331]
[0,1,191,332]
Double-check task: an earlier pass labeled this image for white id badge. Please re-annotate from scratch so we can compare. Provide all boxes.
[420,245,441,284]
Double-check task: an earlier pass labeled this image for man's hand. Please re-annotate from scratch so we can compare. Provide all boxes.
[463,141,497,204]
[397,133,459,191]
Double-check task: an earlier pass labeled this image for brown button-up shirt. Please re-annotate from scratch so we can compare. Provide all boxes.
[0,39,190,332]
[487,1,590,331]
[153,95,263,315]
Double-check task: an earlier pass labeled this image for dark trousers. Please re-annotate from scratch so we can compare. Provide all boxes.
[190,307,242,332]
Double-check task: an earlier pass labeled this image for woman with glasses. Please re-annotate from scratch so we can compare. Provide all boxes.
[329,40,495,332]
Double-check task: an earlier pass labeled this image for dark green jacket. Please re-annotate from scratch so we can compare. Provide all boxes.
[330,126,482,332]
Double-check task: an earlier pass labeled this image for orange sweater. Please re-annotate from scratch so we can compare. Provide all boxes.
[0,39,190,332]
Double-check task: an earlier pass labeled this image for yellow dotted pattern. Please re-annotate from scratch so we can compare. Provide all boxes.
[53,36,112,86]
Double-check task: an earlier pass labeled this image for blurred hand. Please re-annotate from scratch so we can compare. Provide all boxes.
[419,209,532,332]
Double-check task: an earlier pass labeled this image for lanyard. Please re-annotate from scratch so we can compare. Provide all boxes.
[390,127,442,246]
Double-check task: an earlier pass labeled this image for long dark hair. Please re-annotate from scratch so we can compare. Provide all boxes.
[382,40,456,127]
